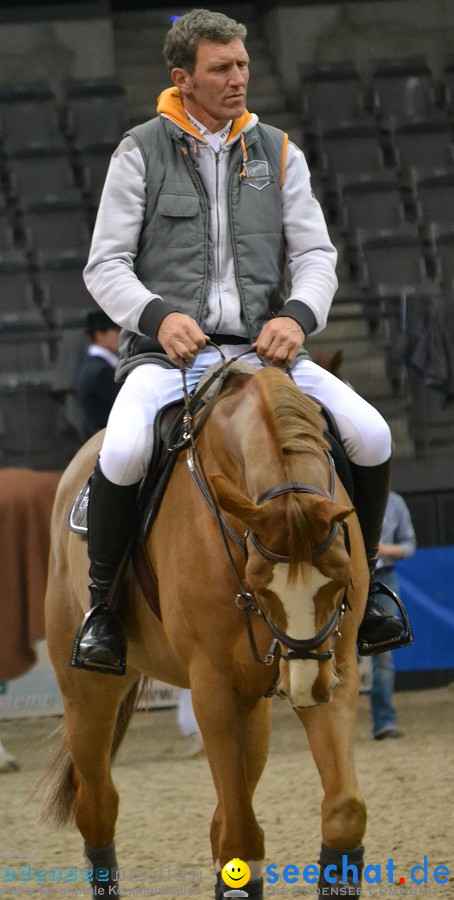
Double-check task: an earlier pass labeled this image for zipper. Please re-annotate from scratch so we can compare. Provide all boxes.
[227,139,253,340]
[178,136,210,325]
[213,151,222,331]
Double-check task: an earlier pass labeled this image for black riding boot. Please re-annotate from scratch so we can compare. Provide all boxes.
[350,458,405,655]
[71,460,140,675]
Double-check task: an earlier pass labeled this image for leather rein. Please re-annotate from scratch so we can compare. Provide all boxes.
[179,351,351,668]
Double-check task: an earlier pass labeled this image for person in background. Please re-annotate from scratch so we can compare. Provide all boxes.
[75,311,121,440]
[0,736,18,773]
[371,491,416,740]
[176,688,204,757]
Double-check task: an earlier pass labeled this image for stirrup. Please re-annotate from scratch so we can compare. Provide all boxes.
[357,583,414,656]
[71,605,127,676]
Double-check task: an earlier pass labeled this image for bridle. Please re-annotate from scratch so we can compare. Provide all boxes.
[242,471,351,664]
[180,353,351,669]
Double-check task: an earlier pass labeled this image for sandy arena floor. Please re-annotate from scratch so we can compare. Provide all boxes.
[0,686,452,899]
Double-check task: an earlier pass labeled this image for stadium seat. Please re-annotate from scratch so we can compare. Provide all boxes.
[0,260,37,316]
[391,118,454,171]
[0,82,65,152]
[318,122,386,175]
[442,60,454,114]
[0,334,52,375]
[22,200,91,259]
[79,143,116,207]
[371,56,438,121]
[36,254,95,317]
[431,227,454,282]
[358,228,429,287]
[336,174,406,231]
[0,206,22,262]
[5,147,81,207]
[299,62,369,126]
[413,169,454,226]
[63,79,129,150]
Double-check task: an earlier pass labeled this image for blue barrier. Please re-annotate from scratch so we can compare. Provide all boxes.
[394,547,454,672]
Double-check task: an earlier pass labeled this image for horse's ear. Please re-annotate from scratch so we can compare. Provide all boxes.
[211,474,265,526]
[304,495,354,528]
[330,350,344,375]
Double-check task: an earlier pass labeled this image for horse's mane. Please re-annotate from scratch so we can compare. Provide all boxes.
[255,367,330,582]
[255,367,329,456]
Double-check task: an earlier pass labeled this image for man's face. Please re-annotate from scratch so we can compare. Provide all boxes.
[172,38,250,132]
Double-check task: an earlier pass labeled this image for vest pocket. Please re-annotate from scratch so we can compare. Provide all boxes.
[152,192,201,248]
[157,193,199,217]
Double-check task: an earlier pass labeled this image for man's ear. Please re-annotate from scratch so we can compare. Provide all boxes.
[171,67,191,92]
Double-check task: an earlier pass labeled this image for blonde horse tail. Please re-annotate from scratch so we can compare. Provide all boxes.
[35,678,147,827]
[34,725,78,828]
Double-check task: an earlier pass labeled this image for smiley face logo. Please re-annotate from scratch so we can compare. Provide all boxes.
[221,858,250,888]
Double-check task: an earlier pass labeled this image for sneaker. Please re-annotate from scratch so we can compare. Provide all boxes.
[374,727,404,741]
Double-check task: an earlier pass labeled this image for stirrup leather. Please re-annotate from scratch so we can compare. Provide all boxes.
[71,605,127,676]
[357,582,414,657]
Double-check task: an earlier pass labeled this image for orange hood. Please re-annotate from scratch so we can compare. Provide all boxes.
[156,86,254,143]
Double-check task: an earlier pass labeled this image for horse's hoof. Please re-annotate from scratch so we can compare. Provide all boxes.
[84,841,119,897]
[215,873,263,899]
[318,843,364,896]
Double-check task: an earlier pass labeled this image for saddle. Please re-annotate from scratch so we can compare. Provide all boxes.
[68,398,186,539]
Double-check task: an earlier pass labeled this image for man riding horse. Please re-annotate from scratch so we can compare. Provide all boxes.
[72,8,406,675]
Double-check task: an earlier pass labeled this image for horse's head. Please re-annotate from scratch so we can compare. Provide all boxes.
[210,368,354,709]
[213,474,353,707]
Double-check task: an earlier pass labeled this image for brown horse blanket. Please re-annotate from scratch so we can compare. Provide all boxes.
[0,468,61,680]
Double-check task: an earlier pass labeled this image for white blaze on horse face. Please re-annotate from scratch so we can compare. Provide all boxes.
[268,562,331,708]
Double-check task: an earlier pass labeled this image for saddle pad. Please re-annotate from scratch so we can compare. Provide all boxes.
[196,358,256,402]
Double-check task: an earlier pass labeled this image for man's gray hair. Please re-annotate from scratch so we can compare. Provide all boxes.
[163,8,247,73]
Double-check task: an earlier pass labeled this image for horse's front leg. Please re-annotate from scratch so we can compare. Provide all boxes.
[56,663,138,895]
[295,655,366,897]
[190,666,272,900]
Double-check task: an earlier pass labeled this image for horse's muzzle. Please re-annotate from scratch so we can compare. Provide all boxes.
[277,657,339,708]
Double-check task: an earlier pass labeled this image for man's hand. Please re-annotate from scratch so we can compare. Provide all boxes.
[157,313,209,365]
[252,317,305,365]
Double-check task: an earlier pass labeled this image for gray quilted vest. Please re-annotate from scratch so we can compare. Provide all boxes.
[117,116,295,377]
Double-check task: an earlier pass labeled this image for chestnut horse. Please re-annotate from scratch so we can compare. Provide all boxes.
[41,365,369,898]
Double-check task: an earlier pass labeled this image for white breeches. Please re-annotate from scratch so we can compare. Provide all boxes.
[100,346,392,486]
